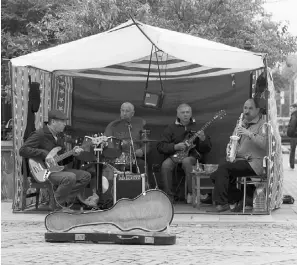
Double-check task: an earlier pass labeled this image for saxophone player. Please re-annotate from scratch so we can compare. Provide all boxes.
[209,99,267,212]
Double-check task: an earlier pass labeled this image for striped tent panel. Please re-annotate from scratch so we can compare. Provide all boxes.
[51,75,73,151]
[267,71,284,211]
[57,53,252,81]
[12,66,29,210]
[51,75,73,125]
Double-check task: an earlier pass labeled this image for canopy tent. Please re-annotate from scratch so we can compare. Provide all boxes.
[10,20,264,80]
[9,20,283,214]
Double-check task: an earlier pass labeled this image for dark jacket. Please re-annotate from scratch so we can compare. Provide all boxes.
[287,110,297,138]
[19,125,73,165]
[157,118,212,160]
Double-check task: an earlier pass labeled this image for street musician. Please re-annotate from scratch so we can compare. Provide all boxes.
[210,99,267,212]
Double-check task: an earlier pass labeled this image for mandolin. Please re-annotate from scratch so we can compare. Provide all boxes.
[171,110,226,163]
[45,189,174,233]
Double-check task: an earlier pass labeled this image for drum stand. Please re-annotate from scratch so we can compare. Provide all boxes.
[94,147,103,196]
[127,123,140,174]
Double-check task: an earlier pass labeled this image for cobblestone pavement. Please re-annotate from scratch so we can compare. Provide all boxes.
[1,153,297,265]
[2,218,297,265]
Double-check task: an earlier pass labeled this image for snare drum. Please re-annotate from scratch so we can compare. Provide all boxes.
[102,137,122,159]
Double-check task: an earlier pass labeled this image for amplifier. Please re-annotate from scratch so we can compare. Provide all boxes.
[113,172,146,204]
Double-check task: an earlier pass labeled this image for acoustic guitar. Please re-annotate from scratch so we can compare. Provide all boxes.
[45,189,174,233]
[171,110,226,163]
[28,136,107,183]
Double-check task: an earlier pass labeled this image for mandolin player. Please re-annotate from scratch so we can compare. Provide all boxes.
[157,103,212,203]
[19,110,96,212]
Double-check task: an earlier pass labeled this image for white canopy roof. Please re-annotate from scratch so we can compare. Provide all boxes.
[10,20,264,80]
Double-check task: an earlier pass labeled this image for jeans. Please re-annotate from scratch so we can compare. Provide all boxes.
[210,160,256,205]
[161,156,196,196]
[48,168,91,204]
[290,138,297,169]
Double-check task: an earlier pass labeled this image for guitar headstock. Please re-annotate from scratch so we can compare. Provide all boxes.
[213,110,226,121]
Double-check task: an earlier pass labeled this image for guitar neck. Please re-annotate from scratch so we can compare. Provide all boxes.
[187,120,213,144]
[55,140,93,163]
[55,149,76,163]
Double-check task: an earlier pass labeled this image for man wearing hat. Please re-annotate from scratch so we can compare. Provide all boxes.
[19,109,93,211]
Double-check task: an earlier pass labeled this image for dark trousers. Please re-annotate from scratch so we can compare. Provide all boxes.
[210,160,256,205]
[290,138,297,169]
[49,168,91,204]
[161,156,196,196]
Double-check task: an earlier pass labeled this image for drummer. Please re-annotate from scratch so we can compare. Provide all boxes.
[104,102,149,174]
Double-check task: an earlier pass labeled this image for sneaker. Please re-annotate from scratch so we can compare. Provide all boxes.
[187,193,193,204]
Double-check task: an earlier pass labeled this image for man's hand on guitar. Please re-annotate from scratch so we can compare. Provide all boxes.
[73,146,84,156]
[197,131,205,141]
[45,155,55,165]
[174,142,187,151]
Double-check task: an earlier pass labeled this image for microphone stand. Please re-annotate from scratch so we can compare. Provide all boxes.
[127,122,140,174]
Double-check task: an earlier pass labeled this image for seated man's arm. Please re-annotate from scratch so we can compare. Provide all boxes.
[156,127,175,155]
[104,121,114,137]
[249,124,267,150]
[19,131,48,159]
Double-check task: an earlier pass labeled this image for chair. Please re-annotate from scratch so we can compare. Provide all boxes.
[236,174,268,214]
[21,158,55,211]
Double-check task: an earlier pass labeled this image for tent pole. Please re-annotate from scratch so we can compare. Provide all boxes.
[154,47,165,95]
[129,15,163,52]
[145,45,154,91]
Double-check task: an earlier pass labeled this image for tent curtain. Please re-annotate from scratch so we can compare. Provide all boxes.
[12,67,52,211]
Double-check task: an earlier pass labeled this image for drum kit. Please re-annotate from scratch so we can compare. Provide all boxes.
[76,130,157,203]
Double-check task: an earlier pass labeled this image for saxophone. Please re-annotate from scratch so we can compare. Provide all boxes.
[226,113,244,162]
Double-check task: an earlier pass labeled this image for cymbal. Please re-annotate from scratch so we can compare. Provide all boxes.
[134,139,159,143]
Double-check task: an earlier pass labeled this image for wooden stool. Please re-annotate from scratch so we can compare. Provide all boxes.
[191,172,214,209]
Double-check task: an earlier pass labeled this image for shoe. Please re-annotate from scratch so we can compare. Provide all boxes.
[53,205,75,213]
[85,193,99,207]
[207,204,230,212]
[231,200,243,212]
[187,193,193,204]
[200,194,213,204]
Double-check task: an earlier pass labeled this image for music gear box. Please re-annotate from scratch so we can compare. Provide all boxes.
[113,172,146,204]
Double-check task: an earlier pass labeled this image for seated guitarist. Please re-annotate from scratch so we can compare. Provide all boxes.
[157,104,212,203]
[19,110,94,211]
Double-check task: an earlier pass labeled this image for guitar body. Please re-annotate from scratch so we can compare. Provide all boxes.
[171,143,195,163]
[45,189,174,233]
[28,146,64,183]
